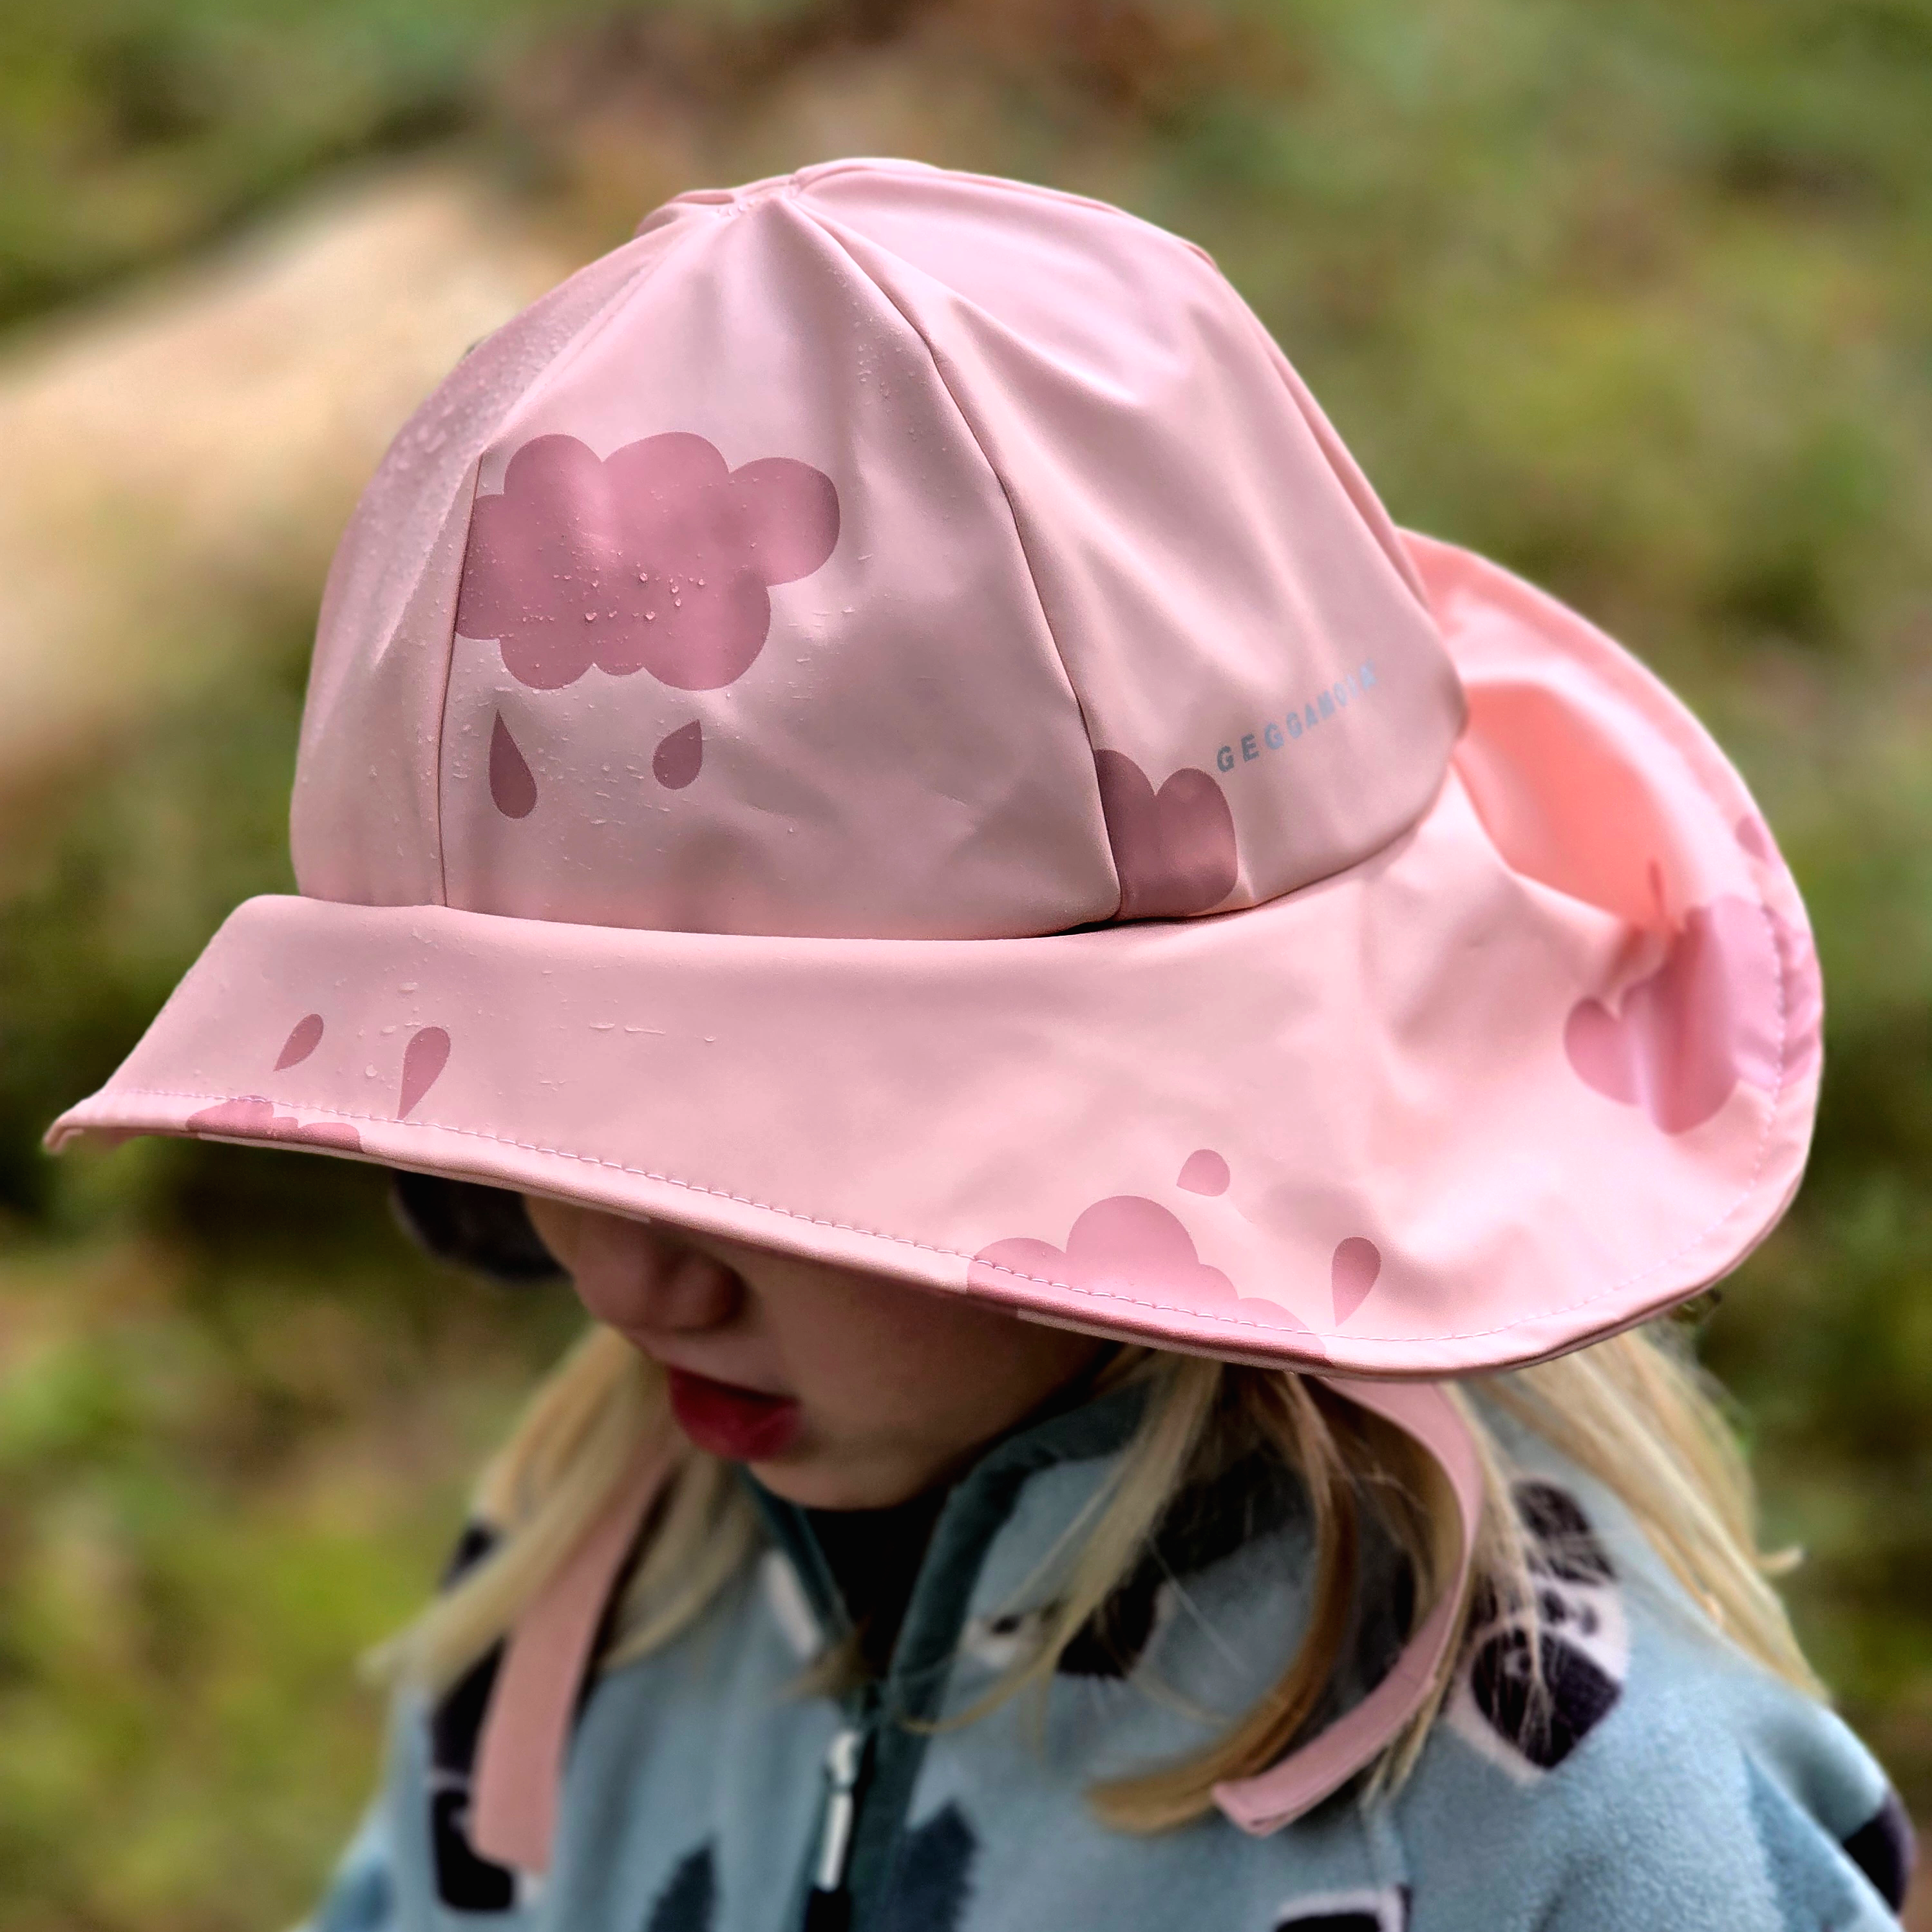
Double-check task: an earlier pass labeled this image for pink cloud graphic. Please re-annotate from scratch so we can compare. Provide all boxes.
[455,432,839,693]
[187,1095,363,1151]
[969,1195,1312,1333]
[1093,751,1238,920]
[1566,895,1809,1134]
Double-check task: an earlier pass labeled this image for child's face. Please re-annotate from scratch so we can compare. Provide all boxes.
[522,1198,1107,1508]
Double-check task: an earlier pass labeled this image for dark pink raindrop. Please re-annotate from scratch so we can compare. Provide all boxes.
[489,713,538,819]
[653,720,704,790]
[274,1012,325,1070]
[1177,1149,1231,1196]
[399,1027,451,1119]
[1331,1237,1382,1325]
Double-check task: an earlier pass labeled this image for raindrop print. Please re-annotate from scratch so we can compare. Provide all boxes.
[653,721,704,791]
[1176,1149,1231,1196]
[274,1012,325,1071]
[489,713,538,819]
[1331,1237,1382,1325]
[399,1027,451,1119]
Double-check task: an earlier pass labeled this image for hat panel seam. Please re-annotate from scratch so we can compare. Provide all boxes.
[791,204,1125,921]
[91,1052,1805,1349]
[428,465,477,908]
[510,207,736,433]
[793,160,1217,270]
[798,205,1460,922]
[1255,321,1435,618]
[430,212,727,905]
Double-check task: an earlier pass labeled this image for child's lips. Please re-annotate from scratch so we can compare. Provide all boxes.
[665,1366,802,1462]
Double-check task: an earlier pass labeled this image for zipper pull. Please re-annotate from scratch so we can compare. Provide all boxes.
[804,1725,867,1931]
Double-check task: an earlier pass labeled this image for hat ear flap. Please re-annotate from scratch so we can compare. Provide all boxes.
[732,457,840,585]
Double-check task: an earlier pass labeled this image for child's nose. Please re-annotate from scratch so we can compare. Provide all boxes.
[572,1212,743,1333]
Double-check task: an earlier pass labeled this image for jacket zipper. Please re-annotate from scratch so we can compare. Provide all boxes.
[802,1721,870,1932]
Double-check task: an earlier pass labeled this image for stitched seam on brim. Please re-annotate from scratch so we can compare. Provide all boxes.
[74,1073,1804,1350]
[66,551,1809,1355]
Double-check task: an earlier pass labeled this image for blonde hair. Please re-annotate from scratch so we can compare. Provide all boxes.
[381,1318,1821,1832]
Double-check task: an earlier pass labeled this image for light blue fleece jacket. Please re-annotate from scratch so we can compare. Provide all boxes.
[305,1387,1913,1932]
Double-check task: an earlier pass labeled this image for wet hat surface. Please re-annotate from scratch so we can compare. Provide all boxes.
[48,159,1821,1379]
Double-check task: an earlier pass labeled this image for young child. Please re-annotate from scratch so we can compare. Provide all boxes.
[48,160,1914,1931]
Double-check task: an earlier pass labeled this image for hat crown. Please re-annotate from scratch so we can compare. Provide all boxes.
[293,160,1463,938]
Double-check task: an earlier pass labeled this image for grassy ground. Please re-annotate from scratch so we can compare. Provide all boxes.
[2,3,1929,1926]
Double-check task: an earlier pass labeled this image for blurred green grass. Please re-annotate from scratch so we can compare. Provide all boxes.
[2,2,1930,1926]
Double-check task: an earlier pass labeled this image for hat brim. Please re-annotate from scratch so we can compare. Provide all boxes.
[46,535,1819,1378]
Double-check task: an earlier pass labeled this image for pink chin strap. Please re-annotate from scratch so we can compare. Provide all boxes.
[1212,1378,1483,1834]
[470,1437,677,1872]
[469,1378,1482,1874]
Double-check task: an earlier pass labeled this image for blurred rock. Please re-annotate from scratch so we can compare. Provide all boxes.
[0,167,574,792]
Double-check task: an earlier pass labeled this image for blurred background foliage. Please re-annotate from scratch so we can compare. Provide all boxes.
[1,0,1929,1926]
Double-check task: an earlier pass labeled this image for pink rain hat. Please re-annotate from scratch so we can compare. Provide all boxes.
[45,156,1826,1852]
[48,156,1822,1384]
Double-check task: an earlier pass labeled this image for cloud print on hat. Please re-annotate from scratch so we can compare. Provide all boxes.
[1565,896,1801,1133]
[455,432,840,693]
[969,1195,1313,1333]
[1093,752,1238,920]
[187,1095,363,1151]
